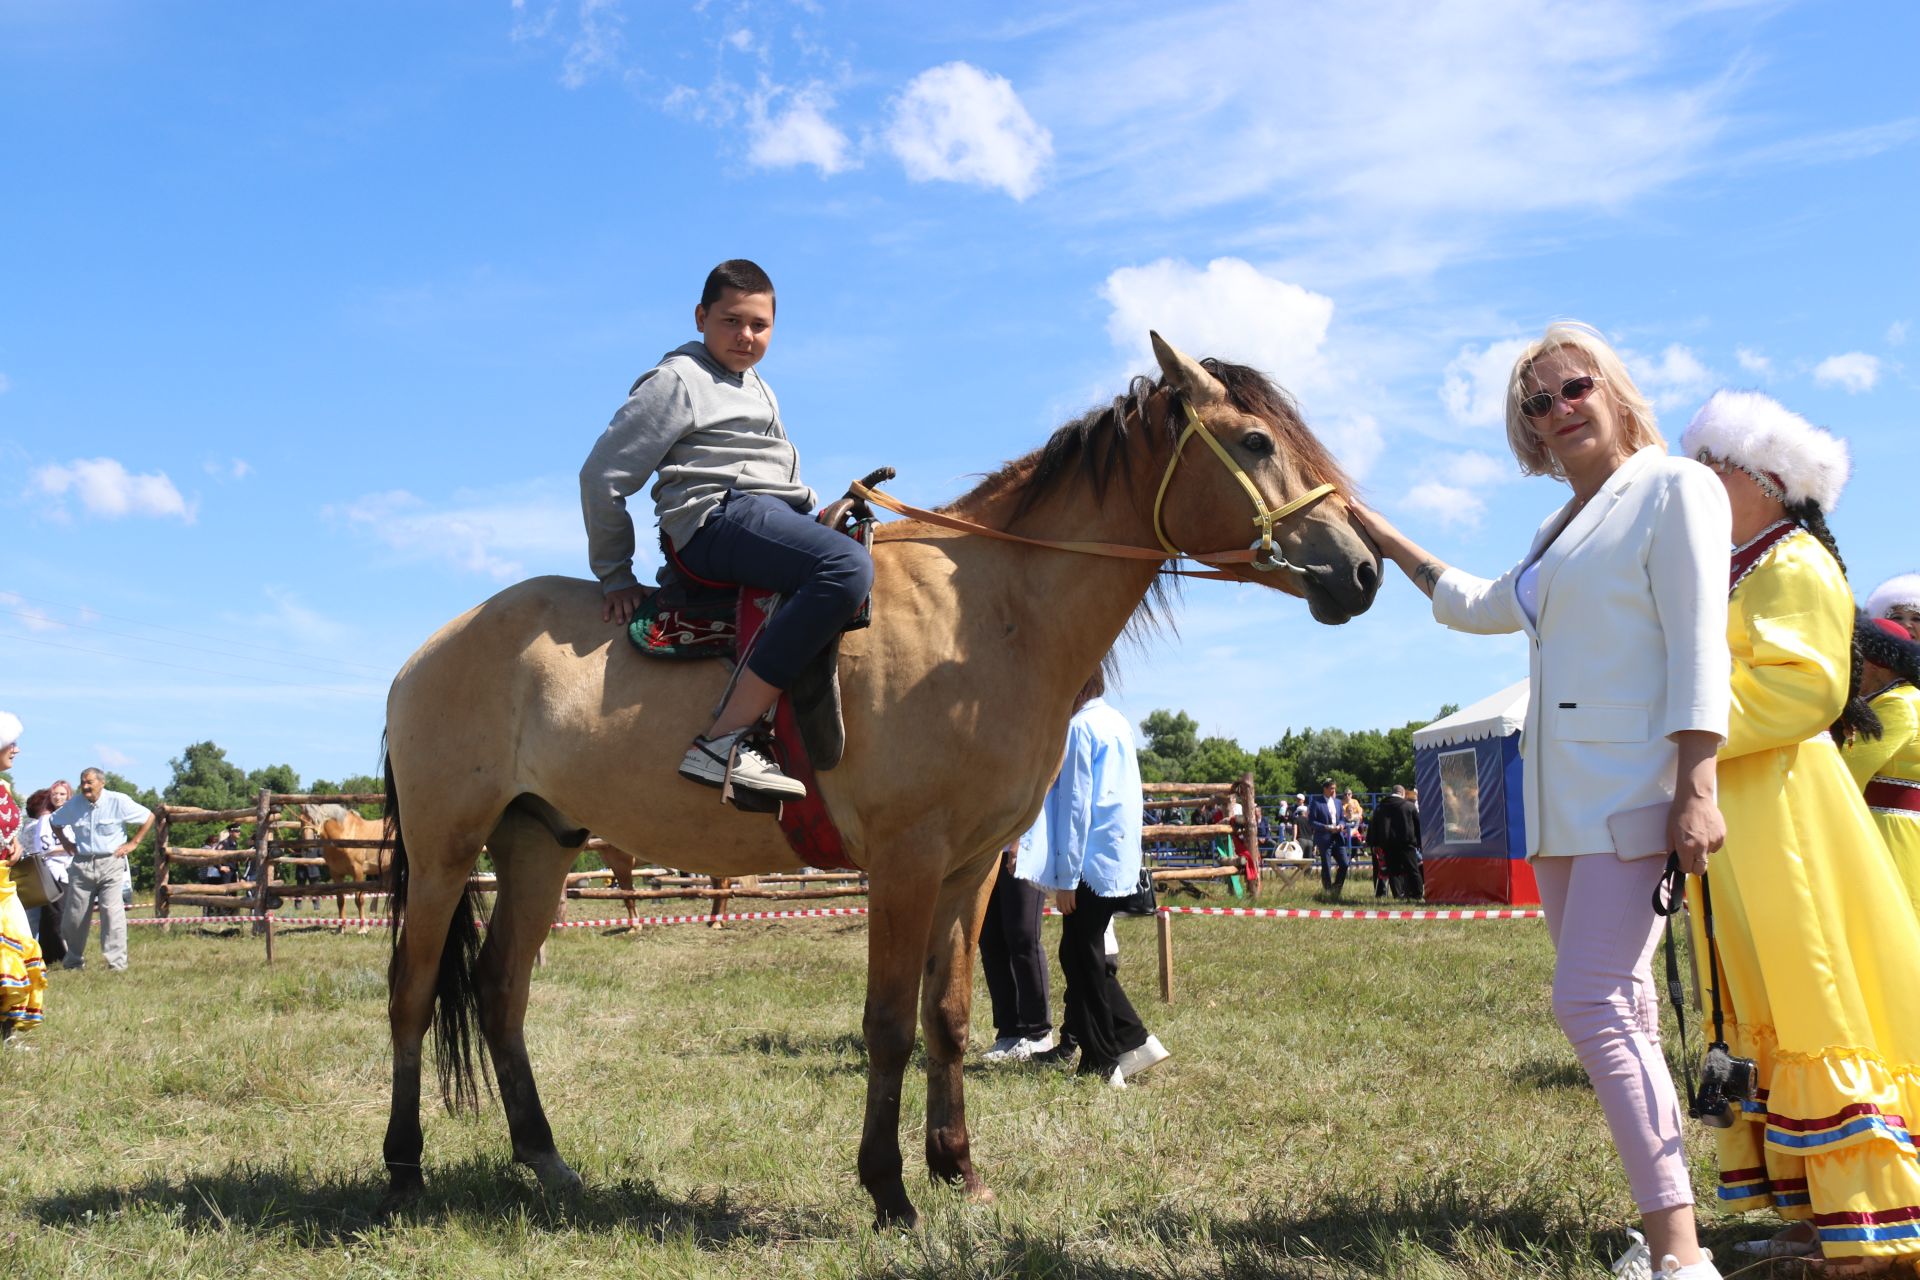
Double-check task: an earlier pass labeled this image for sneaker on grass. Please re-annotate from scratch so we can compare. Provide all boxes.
[1116,1034,1170,1080]
[983,1033,1055,1064]
[678,728,806,801]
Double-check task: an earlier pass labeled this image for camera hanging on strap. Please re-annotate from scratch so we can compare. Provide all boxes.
[1651,853,1759,1128]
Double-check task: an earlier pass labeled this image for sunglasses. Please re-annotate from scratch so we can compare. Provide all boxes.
[1519,375,1598,420]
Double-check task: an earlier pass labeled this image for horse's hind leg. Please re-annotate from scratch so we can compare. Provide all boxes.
[477,805,581,1192]
[921,860,998,1201]
[857,861,941,1228]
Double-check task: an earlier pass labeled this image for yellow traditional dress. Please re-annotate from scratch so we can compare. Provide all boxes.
[1691,523,1920,1258]
[1840,680,1920,919]
[0,779,47,1032]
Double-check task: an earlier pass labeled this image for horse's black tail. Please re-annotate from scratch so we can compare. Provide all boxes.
[384,734,492,1115]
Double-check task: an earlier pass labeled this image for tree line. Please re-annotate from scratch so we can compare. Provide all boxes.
[1136,704,1458,799]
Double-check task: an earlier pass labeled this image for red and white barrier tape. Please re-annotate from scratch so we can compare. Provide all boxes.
[1159,905,1543,921]
[123,906,873,930]
[128,903,1539,930]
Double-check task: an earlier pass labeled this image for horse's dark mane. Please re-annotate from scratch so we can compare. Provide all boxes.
[928,358,1350,678]
[946,358,1349,521]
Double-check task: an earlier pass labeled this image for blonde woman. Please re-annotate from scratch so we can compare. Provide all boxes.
[1356,323,1730,1280]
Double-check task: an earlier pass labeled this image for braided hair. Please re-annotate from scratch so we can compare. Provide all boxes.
[1859,613,1920,689]
[1787,498,1878,744]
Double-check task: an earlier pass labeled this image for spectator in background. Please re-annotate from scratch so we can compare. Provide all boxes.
[51,767,154,972]
[25,783,70,963]
[0,714,47,1042]
[1369,785,1425,900]
[977,843,1053,1063]
[1288,794,1307,846]
[1019,668,1169,1087]
[1307,779,1346,894]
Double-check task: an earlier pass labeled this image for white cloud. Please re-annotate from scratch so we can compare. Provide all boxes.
[1813,352,1880,393]
[1629,343,1715,411]
[0,372,11,393]
[1888,321,1908,347]
[203,457,253,480]
[1098,256,1401,476]
[747,85,854,175]
[1023,0,1742,278]
[885,62,1052,200]
[1403,481,1486,529]
[551,0,623,89]
[92,744,134,770]
[32,457,196,522]
[0,592,62,633]
[725,27,754,53]
[1440,338,1531,429]
[327,484,583,581]
[1735,347,1772,378]
[1102,257,1335,394]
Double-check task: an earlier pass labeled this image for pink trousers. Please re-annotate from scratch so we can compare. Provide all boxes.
[1533,853,1693,1213]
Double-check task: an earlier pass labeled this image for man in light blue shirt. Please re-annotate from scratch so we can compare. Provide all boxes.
[1017,672,1168,1086]
[50,768,153,971]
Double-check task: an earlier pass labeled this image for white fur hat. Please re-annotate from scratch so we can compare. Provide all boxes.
[0,712,19,748]
[1680,389,1851,512]
[1868,573,1920,619]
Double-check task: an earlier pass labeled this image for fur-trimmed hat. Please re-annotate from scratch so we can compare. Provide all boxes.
[1867,573,1920,620]
[1680,390,1851,512]
[1859,614,1920,684]
[0,712,19,748]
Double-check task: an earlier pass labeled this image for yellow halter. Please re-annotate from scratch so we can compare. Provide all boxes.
[1152,400,1336,574]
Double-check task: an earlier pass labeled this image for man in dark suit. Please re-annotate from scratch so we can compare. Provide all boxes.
[1368,784,1424,900]
[1306,778,1346,894]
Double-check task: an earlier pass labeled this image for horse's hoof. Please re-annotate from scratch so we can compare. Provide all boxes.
[520,1152,583,1194]
[870,1187,919,1231]
[377,1171,424,1220]
[964,1183,996,1206]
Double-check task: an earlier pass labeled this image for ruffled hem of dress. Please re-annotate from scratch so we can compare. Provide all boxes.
[1712,1023,1920,1255]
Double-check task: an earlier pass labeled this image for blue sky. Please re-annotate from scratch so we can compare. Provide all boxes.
[4,0,1915,794]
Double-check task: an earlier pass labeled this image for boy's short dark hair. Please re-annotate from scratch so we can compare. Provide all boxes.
[701,259,775,311]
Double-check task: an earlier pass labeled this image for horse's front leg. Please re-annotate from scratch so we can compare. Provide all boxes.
[921,860,998,1201]
[858,866,940,1228]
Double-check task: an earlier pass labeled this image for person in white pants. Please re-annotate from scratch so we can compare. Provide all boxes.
[49,768,153,972]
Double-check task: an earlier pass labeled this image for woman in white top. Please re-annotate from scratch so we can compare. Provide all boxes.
[1356,323,1732,1280]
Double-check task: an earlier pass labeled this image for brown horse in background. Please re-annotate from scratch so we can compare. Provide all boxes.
[378,336,1380,1225]
[298,804,393,934]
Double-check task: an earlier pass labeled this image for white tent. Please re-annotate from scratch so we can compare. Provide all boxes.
[1411,679,1528,750]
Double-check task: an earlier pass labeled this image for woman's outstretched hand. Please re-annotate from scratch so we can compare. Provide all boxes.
[1349,499,1447,598]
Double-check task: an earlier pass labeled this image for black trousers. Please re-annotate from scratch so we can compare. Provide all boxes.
[978,862,1050,1041]
[1058,883,1148,1074]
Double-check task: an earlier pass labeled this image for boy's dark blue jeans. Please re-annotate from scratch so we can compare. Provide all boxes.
[674,491,874,691]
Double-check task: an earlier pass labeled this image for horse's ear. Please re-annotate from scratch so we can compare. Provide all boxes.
[1150,332,1227,406]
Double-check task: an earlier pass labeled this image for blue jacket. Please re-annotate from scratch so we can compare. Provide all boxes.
[1014,698,1143,898]
[1306,793,1343,847]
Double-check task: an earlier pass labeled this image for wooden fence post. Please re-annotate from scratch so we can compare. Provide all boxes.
[155,808,172,931]
[1156,909,1174,1004]
[251,789,274,963]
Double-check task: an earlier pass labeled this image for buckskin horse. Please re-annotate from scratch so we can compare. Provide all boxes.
[379,336,1380,1225]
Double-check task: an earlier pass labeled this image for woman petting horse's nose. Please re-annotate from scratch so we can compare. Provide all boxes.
[1354,321,1730,1280]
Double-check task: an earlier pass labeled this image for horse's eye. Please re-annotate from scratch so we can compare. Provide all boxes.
[1242,432,1274,456]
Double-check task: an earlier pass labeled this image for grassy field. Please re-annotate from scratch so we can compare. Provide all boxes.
[2,879,1784,1278]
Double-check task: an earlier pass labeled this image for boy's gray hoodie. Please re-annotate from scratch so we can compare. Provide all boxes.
[580,341,818,593]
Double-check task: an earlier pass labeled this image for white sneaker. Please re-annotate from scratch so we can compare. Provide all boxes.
[1612,1231,1653,1280]
[983,1033,1055,1063]
[1117,1034,1170,1080]
[1657,1251,1717,1279]
[678,730,806,800]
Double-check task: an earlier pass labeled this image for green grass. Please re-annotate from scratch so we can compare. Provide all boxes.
[1,881,1779,1278]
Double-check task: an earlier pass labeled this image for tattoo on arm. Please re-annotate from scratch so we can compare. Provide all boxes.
[1414,560,1443,591]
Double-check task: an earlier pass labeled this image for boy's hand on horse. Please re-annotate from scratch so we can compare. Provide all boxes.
[603,585,648,625]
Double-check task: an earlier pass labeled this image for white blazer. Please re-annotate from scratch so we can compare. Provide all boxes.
[1432,447,1731,858]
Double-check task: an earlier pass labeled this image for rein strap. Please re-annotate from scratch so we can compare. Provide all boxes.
[848,400,1336,574]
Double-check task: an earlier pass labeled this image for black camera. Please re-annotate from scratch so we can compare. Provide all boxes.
[1692,1042,1760,1128]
